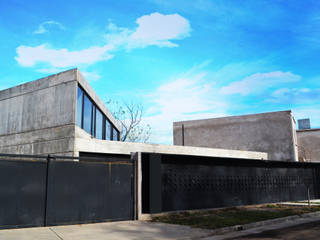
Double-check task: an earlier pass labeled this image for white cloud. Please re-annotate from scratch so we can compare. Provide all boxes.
[33,20,65,34]
[105,12,191,49]
[269,87,320,104]
[82,71,101,81]
[221,71,301,95]
[15,44,114,68]
[143,62,227,144]
[141,65,310,144]
[37,67,67,74]
[16,13,191,72]
[130,12,191,48]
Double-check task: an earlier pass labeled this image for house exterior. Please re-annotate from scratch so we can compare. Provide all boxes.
[0,68,120,156]
[0,69,267,161]
[173,111,299,162]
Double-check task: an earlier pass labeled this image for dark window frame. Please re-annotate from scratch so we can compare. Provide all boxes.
[76,85,119,141]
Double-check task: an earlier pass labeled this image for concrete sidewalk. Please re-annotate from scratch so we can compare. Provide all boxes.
[2,213,320,240]
[0,221,212,240]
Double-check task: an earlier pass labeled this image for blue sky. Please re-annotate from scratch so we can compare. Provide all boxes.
[1,0,320,144]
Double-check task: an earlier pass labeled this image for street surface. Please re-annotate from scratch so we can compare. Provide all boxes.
[231,220,320,240]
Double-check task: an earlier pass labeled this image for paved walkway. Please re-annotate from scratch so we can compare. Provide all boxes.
[2,214,320,240]
[0,221,212,240]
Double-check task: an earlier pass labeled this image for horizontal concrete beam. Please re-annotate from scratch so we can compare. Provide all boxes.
[75,126,268,160]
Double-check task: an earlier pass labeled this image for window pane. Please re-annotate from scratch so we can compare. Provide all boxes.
[105,120,111,140]
[76,86,83,127]
[92,105,96,136]
[83,94,92,134]
[112,127,118,141]
[96,109,103,139]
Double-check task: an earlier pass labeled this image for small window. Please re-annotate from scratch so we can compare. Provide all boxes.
[83,94,93,134]
[76,86,83,127]
[116,129,120,141]
[105,120,112,140]
[112,127,119,141]
[96,109,103,140]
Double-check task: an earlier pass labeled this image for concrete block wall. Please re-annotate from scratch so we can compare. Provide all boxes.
[173,110,298,161]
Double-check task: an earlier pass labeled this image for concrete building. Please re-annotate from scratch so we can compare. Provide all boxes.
[173,111,298,162]
[0,68,120,156]
[0,69,267,160]
[296,119,320,162]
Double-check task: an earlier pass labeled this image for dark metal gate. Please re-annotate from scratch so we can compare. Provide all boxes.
[0,158,47,229]
[0,154,135,229]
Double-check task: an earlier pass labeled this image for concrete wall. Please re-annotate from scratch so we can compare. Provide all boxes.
[74,126,268,160]
[297,128,320,162]
[0,69,78,155]
[0,68,121,156]
[173,110,297,161]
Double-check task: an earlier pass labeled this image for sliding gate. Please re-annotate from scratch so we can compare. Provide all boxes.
[0,154,135,229]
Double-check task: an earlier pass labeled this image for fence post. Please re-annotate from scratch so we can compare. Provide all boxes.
[44,154,54,226]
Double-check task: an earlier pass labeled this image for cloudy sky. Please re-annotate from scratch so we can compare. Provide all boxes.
[1,0,320,144]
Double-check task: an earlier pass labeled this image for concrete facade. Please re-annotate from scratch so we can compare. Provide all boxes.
[0,69,267,161]
[173,110,298,162]
[74,125,267,160]
[297,128,320,162]
[0,69,119,156]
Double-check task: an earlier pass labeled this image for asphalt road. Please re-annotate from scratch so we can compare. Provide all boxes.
[231,220,320,240]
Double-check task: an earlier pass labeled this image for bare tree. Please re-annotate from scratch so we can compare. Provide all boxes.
[106,100,151,142]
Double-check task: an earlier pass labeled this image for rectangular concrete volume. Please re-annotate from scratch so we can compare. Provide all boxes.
[173,110,298,162]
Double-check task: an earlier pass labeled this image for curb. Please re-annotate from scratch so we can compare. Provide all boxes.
[185,211,320,239]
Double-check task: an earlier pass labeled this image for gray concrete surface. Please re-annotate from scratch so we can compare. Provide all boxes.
[0,69,119,155]
[230,220,320,240]
[202,214,320,240]
[297,128,320,162]
[0,221,212,240]
[74,125,268,159]
[173,110,298,161]
[0,69,77,155]
[2,213,320,240]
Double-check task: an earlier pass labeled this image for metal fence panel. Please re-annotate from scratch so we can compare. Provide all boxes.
[0,160,46,229]
[46,159,134,226]
[162,164,313,211]
[142,153,320,213]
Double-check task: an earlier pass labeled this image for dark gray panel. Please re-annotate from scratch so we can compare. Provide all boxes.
[46,160,134,226]
[162,164,313,211]
[141,153,320,213]
[0,160,46,229]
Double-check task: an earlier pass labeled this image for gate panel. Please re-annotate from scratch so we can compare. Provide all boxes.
[46,159,134,226]
[0,160,46,229]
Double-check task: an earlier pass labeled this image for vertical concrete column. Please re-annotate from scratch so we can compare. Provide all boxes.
[131,152,142,220]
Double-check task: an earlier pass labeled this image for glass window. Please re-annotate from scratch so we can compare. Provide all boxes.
[105,120,111,140]
[112,127,119,141]
[83,94,92,134]
[92,105,96,136]
[96,109,103,139]
[76,86,83,127]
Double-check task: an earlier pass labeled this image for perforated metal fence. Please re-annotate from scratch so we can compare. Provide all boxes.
[141,153,320,213]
